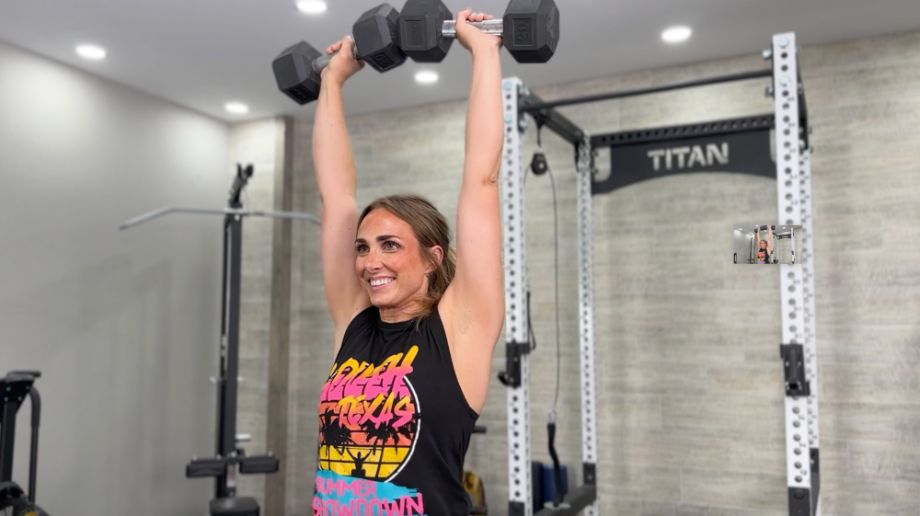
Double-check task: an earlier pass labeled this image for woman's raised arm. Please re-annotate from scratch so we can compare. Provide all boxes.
[440,10,506,413]
[312,37,370,352]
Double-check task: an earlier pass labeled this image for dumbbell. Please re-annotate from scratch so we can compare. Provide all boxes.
[272,2,512,105]
[398,0,559,64]
[273,0,559,105]
[273,3,406,105]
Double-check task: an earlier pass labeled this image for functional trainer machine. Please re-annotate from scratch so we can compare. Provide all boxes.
[497,32,819,516]
[120,164,318,516]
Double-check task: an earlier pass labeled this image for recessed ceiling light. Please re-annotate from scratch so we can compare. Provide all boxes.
[414,70,439,85]
[296,0,327,15]
[224,102,249,115]
[661,25,692,44]
[75,44,107,61]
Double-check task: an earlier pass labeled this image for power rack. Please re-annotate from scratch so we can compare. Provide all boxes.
[497,31,819,516]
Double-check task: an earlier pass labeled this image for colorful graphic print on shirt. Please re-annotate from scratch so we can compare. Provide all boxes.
[313,345,423,514]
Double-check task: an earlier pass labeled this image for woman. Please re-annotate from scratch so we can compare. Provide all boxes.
[754,225,774,264]
[310,10,504,515]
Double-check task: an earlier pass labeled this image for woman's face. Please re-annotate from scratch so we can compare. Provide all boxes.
[759,240,768,250]
[354,209,438,311]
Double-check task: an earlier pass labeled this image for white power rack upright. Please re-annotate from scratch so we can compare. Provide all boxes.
[499,77,599,516]
[771,32,821,516]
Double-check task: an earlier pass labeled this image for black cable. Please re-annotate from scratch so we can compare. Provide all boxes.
[530,124,565,507]
[526,290,536,351]
[531,123,561,416]
[547,160,565,507]
[547,165,561,418]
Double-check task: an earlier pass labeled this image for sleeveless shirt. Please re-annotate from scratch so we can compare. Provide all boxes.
[311,305,479,515]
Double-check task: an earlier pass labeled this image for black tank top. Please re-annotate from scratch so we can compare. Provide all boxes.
[311,305,478,515]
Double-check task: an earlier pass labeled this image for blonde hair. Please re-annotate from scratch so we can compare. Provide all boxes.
[358,194,456,320]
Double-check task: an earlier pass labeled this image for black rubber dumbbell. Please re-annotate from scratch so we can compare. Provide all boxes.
[398,0,560,64]
[272,3,406,105]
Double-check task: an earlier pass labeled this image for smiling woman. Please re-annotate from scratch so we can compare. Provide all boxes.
[308,9,505,515]
[354,195,455,322]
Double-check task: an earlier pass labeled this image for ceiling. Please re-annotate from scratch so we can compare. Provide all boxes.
[2,0,919,122]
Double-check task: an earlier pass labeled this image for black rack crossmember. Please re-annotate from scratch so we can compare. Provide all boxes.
[592,114,774,148]
[533,485,598,516]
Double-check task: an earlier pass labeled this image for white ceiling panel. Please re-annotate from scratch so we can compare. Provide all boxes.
[1,0,918,121]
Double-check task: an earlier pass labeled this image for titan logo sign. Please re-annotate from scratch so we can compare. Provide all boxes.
[647,142,729,171]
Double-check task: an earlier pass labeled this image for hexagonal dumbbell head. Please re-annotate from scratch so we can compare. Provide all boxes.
[398,0,454,62]
[353,3,407,72]
[272,41,323,105]
[503,0,560,63]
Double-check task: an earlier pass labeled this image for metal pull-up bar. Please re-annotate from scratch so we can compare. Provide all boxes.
[118,206,319,231]
[517,69,776,148]
[521,69,773,112]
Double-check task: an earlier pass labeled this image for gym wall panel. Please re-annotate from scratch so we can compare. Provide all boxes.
[284,117,328,516]
[0,41,229,515]
[258,29,920,515]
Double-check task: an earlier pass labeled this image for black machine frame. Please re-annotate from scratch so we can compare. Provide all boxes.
[119,164,321,516]
[184,165,281,516]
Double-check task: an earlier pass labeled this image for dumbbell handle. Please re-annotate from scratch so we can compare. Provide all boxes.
[311,19,504,75]
[441,19,504,37]
[312,48,357,76]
